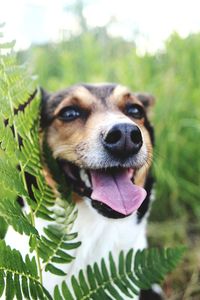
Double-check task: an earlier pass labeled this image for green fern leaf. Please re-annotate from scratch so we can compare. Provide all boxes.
[55,247,185,300]
[38,201,80,276]
[0,156,28,196]
[0,156,38,234]
[0,271,5,297]
[14,273,23,300]
[0,64,35,121]
[0,62,36,116]
[61,281,74,300]
[14,99,57,220]
[78,270,90,296]
[18,132,41,177]
[32,177,56,219]
[0,115,17,156]
[0,197,38,236]
[6,272,15,300]
[0,240,52,300]
[45,263,67,276]
[0,36,42,237]
[0,216,8,239]
[54,285,63,300]
[14,90,40,139]
[0,27,80,299]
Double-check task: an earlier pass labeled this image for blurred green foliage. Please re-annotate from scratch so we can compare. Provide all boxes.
[18,27,200,223]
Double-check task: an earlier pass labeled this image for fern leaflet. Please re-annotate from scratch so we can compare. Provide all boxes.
[0,28,80,280]
[54,247,185,300]
[0,197,38,236]
[0,115,17,157]
[0,240,52,300]
[38,199,80,276]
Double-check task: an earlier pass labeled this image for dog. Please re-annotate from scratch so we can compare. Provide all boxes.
[5,83,163,299]
[40,83,163,299]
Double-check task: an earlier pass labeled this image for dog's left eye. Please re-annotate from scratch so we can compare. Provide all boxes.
[126,104,144,119]
[58,106,81,121]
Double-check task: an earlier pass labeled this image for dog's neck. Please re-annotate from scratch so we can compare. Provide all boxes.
[65,197,148,278]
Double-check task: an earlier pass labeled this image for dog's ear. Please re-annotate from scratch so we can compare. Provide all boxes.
[40,87,51,129]
[40,87,50,104]
[134,93,155,110]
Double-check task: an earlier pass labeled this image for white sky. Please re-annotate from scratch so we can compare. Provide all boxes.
[0,0,200,52]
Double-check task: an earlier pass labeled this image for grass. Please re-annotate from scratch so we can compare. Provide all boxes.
[148,218,200,299]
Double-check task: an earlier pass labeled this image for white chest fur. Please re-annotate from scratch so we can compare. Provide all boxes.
[6,198,148,297]
[66,198,147,278]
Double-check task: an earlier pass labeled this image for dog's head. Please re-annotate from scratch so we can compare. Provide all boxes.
[41,83,155,218]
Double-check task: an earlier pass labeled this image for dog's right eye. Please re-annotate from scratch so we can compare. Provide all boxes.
[58,106,81,122]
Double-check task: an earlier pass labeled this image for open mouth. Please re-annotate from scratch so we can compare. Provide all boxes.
[59,161,147,218]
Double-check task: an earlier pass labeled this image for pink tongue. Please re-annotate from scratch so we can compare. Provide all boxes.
[91,169,147,215]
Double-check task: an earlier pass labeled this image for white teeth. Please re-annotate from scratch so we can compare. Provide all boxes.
[80,169,91,188]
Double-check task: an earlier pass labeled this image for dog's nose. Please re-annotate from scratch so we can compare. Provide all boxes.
[102,123,143,157]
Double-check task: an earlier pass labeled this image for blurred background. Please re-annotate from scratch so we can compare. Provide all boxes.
[1,0,200,298]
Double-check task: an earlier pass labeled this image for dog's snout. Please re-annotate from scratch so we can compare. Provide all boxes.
[102,123,143,157]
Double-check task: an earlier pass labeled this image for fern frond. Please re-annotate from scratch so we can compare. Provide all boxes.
[55,247,185,300]
[0,63,36,117]
[13,91,57,220]
[0,37,35,120]
[0,216,8,239]
[0,36,46,236]
[0,35,75,224]
[0,156,27,196]
[0,240,52,300]
[0,115,17,156]
[19,138,57,221]
[32,176,56,220]
[0,197,38,236]
[0,28,80,296]
[10,92,56,221]
[10,74,36,109]
[17,107,81,269]
[14,90,40,139]
[38,199,80,276]
[0,45,73,226]
[19,131,41,177]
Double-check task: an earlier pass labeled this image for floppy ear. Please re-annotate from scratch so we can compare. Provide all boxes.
[40,87,50,104]
[40,87,51,128]
[134,92,155,110]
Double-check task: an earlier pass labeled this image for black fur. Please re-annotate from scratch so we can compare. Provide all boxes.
[137,113,155,221]
[82,83,117,103]
[91,200,129,219]
[137,173,154,222]
[140,288,163,300]
[17,172,38,207]
[144,115,155,146]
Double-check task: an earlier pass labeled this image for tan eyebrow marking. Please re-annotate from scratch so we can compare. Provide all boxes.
[54,86,95,115]
[112,85,131,101]
[110,85,142,108]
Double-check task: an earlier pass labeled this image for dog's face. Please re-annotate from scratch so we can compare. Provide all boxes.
[41,83,154,218]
